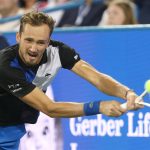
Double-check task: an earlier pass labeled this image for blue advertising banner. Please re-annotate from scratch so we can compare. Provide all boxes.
[2,26,150,150]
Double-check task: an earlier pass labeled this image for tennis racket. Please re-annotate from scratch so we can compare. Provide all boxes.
[121,80,150,109]
[120,89,150,109]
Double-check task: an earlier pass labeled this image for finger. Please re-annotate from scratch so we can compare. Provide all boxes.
[135,101,144,109]
[119,106,127,113]
[110,111,123,117]
[127,94,138,109]
[127,99,135,110]
[111,105,124,117]
[114,101,127,113]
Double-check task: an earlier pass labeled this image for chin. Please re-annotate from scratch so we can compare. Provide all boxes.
[26,62,38,67]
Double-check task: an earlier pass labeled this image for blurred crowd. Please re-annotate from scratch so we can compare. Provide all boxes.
[0,0,150,32]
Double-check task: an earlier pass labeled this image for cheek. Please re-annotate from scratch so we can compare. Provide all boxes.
[115,9,125,22]
[110,12,125,24]
[19,41,27,49]
[38,46,47,54]
[118,14,126,23]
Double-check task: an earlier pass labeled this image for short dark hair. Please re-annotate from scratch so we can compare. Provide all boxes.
[19,11,55,35]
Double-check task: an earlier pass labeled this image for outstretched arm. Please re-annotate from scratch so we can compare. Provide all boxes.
[20,87,84,118]
[20,87,125,118]
[71,60,138,110]
[20,59,136,118]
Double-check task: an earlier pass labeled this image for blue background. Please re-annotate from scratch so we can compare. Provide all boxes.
[2,26,150,150]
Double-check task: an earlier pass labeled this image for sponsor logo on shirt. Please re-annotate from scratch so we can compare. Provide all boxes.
[45,73,51,77]
[74,55,78,60]
[8,84,22,93]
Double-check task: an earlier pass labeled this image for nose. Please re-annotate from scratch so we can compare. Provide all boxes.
[30,43,38,52]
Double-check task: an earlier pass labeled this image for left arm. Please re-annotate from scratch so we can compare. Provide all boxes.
[71,60,138,109]
[72,60,130,99]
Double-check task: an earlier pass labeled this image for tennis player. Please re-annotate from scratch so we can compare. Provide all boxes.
[0,11,139,150]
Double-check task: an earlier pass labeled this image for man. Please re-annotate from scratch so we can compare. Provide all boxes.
[0,11,140,150]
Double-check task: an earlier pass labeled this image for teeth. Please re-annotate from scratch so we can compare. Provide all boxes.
[29,53,37,57]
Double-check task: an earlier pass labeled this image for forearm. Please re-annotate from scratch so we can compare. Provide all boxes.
[20,86,125,119]
[21,88,86,118]
[21,88,102,118]
[46,102,85,118]
[72,60,130,100]
[95,73,130,100]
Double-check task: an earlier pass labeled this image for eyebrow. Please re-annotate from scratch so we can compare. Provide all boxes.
[24,38,48,43]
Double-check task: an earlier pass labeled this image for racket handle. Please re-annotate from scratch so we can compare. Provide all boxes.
[120,90,147,109]
[120,102,127,109]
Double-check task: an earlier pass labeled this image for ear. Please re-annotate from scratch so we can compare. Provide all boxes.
[16,32,21,43]
[47,39,50,46]
[45,39,50,48]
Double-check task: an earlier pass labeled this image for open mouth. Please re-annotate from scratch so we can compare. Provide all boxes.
[28,52,38,58]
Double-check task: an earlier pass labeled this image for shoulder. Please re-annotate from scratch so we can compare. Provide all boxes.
[0,44,17,61]
[0,44,19,74]
[49,40,80,69]
[49,40,77,53]
[49,40,64,47]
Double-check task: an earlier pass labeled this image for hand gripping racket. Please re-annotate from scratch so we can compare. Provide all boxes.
[121,80,150,109]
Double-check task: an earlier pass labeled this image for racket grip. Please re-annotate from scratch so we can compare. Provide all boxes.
[120,102,127,109]
[120,90,147,109]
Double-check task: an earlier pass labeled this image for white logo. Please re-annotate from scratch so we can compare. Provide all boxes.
[8,84,20,89]
[74,55,78,60]
[8,84,22,93]
[45,73,51,77]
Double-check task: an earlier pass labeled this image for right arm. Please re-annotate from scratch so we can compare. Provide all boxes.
[20,87,84,118]
[20,87,125,118]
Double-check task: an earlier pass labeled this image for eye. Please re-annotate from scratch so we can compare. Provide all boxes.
[43,126,49,135]
[27,130,33,138]
[25,39,33,43]
[37,41,46,45]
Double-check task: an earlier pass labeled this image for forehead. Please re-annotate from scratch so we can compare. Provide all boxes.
[22,24,50,39]
[108,4,124,13]
[0,0,17,4]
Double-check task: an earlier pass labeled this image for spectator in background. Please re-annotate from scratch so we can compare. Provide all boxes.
[57,0,106,27]
[99,0,137,26]
[19,0,49,12]
[51,0,70,5]
[46,0,70,26]
[19,0,69,26]
[0,0,24,32]
[134,0,150,24]
[0,0,24,18]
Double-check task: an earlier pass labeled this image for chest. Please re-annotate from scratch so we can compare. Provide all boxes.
[32,48,62,91]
